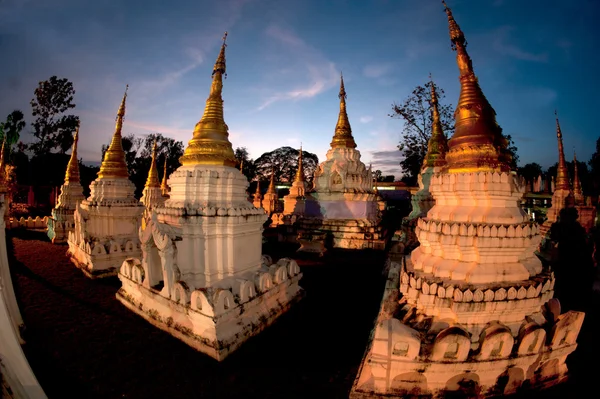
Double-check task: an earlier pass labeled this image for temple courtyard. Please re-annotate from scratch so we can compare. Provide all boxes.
[7,228,600,399]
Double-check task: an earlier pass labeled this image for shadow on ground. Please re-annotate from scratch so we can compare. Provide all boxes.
[8,229,388,399]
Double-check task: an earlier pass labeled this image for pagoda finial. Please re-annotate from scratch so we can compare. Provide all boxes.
[572,149,584,202]
[267,166,276,193]
[441,1,510,174]
[423,76,449,168]
[294,145,305,182]
[331,72,357,149]
[179,32,236,167]
[554,111,570,191]
[145,140,160,188]
[64,122,81,183]
[239,158,244,172]
[98,85,130,179]
[255,179,262,196]
[161,156,169,196]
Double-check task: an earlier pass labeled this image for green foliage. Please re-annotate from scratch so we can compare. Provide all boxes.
[253,146,319,184]
[517,162,542,188]
[30,76,80,155]
[0,110,26,149]
[390,81,454,186]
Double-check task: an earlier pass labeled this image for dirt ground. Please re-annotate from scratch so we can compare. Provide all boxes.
[7,229,600,399]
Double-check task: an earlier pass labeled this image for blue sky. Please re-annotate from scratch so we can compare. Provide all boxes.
[0,0,598,178]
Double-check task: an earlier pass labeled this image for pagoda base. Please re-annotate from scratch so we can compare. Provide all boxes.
[67,235,141,278]
[292,217,385,250]
[350,261,585,398]
[47,209,75,244]
[116,257,304,361]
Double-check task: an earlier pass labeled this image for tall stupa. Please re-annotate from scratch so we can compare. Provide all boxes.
[47,123,86,243]
[116,33,303,361]
[302,74,384,249]
[351,2,584,397]
[68,86,145,278]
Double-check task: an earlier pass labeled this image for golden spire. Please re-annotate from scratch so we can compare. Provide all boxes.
[423,75,449,168]
[572,150,583,199]
[145,140,160,188]
[180,32,236,167]
[98,85,130,179]
[441,1,510,173]
[64,122,81,183]
[254,179,262,197]
[294,145,305,182]
[239,159,244,172]
[161,156,169,195]
[554,111,570,190]
[330,73,357,149]
[267,167,276,193]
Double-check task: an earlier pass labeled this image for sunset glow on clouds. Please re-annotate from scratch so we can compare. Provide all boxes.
[0,0,598,178]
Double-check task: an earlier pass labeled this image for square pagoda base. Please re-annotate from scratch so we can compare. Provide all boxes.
[116,270,304,361]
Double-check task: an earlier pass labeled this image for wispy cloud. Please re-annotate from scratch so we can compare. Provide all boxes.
[492,26,548,62]
[256,25,338,111]
[363,63,393,79]
[360,116,373,123]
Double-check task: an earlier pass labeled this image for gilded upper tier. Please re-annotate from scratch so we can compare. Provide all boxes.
[97,85,130,179]
[180,32,237,167]
[330,74,357,149]
[442,1,511,173]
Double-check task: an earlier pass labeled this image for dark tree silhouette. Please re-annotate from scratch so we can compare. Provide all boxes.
[30,76,80,155]
[390,81,454,186]
[253,146,319,184]
[0,110,26,151]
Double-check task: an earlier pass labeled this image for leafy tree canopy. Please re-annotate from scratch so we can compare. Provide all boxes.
[390,81,454,186]
[253,146,319,184]
[0,110,26,150]
[29,76,80,155]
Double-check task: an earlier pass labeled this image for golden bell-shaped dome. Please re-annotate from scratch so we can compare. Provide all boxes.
[64,122,81,183]
[98,85,130,179]
[180,32,236,167]
[330,73,357,149]
[145,140,160,188]
[442,1,510,173]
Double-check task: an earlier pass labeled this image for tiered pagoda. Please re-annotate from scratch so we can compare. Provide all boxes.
[116,33,303,361]
[68,86,144,278]
[352,2,584,397]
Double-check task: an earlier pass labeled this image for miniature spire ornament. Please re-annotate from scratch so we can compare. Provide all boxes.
[554,111,570,191]
[572,150,584,204]
[64,123,81,184]
[442,0,510,173]
[330,73,357,149]
[267,167,276,193]
[161,157,169,196]
[98,85,130,179]
[180,32,236,167]
[294,146,305,182]
[145,140,160,188]
[423,76,448,168]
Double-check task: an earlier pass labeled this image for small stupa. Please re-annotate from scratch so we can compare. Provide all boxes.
[140,141,165,212]
[252,180,263,209]
[352,2,584,397]
[68,86,144,278]
[48,123,86,243]
[572,151,584,206]
[116,33,303,361]
[283,146,308,215]
[262,168,279,214]
[538,113,574,250]
[571,151,597,233]
[302,74,383,249]
[399,76,449,253]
